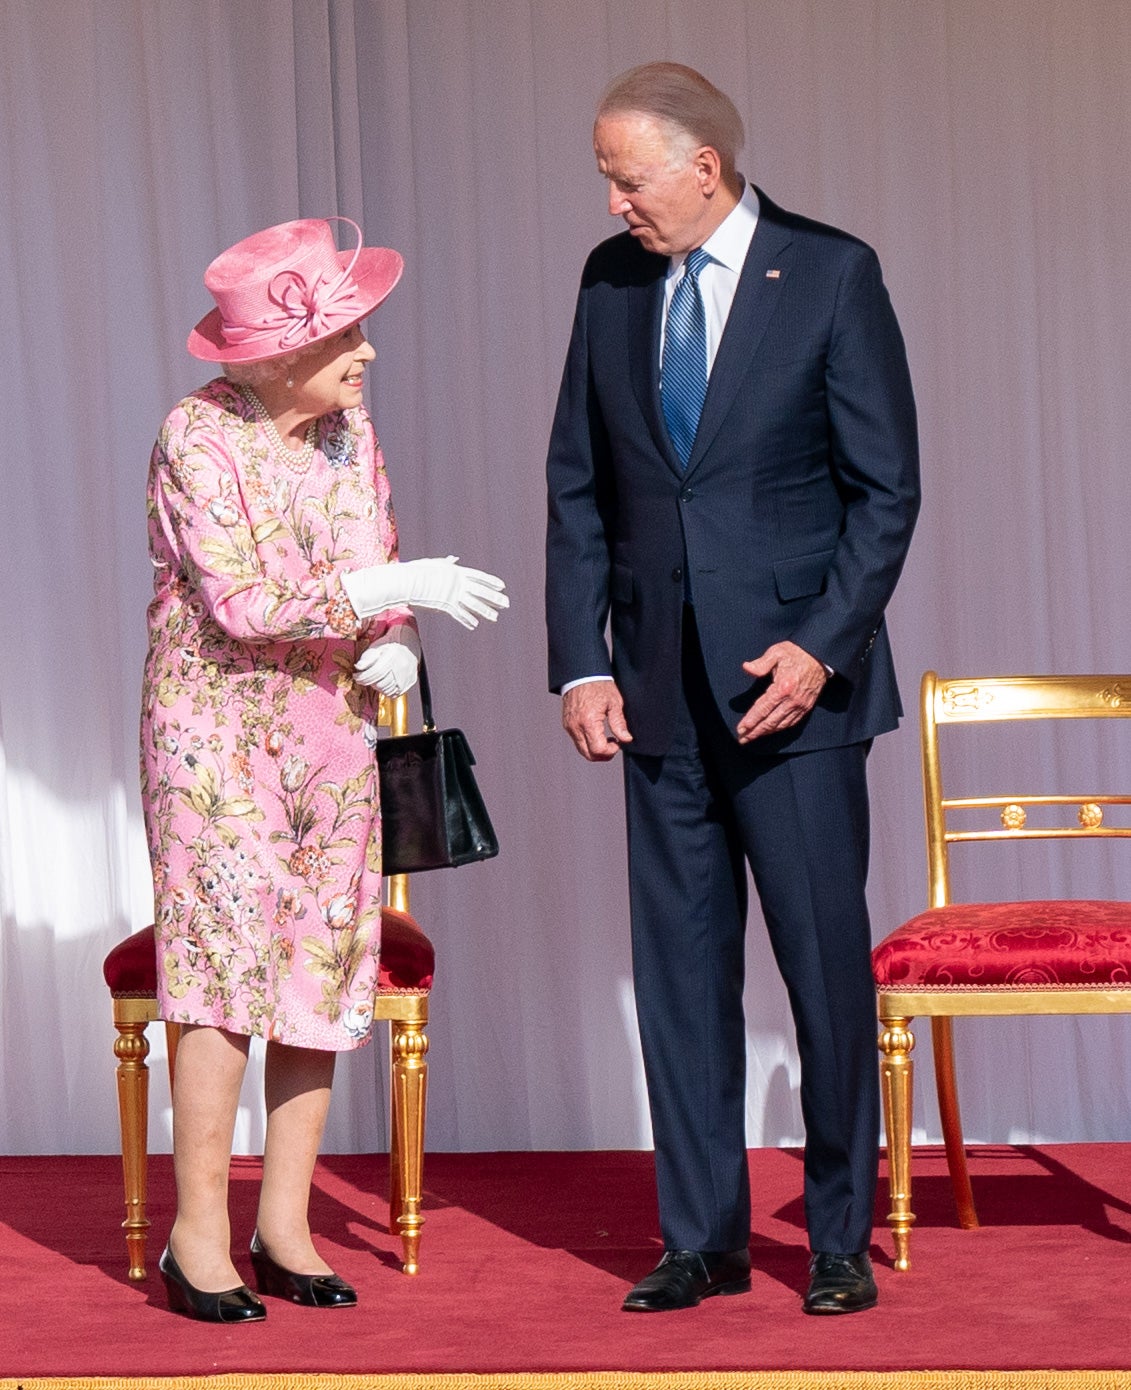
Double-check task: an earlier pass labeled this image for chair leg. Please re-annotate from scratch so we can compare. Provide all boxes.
[112,1009,151,1282]
[878,1013,916,1271]
[389,1016,428,1275]
[931,1016,979,1229]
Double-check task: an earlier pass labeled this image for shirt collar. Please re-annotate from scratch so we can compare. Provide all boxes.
[671,179,760,277]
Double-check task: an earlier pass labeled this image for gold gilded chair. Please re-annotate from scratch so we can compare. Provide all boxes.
[103,691,434,1281]
[872,672,1131,1271]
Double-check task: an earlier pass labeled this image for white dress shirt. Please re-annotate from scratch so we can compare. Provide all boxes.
[661,180,760,373]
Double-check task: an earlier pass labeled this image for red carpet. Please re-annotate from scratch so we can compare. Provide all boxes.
[2,1145,1131,1389]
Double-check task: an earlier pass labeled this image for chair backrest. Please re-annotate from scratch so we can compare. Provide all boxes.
[921,673,1131,909]
[378,691,411,913]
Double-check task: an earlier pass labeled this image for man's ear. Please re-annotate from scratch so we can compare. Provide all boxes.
[694,145,723,196]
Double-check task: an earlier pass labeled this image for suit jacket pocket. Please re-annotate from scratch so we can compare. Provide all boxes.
[612,562,635,605]
[773,547,835,602]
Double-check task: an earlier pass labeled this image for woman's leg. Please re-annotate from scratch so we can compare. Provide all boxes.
[254,1041,337,1274]
[169,1024,251,1291]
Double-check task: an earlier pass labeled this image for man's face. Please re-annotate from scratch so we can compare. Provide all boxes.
[594,113,707,257]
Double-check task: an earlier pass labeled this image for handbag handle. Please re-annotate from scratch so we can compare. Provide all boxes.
[417,652,436,733]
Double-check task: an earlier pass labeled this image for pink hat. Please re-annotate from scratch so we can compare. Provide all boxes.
[187,217,404,363]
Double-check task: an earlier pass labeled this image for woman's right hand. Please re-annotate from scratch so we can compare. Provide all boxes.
[341,556,508,629]
[353,630,421,695]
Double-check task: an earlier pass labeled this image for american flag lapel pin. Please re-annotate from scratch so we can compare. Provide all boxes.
[766,269,781,279]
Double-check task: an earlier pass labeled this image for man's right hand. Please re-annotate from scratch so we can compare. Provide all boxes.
[562,680,633,761]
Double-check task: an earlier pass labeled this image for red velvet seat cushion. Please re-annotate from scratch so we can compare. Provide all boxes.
[102,925,160,996]
[103,909,434,998]
[378,907,435,992]
[873,900,1131,990]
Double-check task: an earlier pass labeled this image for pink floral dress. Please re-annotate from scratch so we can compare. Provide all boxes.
[140,379,411,1051]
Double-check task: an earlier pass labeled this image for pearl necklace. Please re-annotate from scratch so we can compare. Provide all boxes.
[239,386,318,473]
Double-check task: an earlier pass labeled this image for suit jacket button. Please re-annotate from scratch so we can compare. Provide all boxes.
[671,567,683,582]
[680,488,693,502]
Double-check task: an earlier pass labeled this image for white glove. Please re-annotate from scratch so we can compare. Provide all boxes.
[352,625,421,695]
[341,556,508,630]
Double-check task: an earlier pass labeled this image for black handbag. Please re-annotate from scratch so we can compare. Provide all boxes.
[376,654,499,874]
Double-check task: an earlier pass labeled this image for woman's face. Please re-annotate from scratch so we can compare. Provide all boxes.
[290,322,376,416]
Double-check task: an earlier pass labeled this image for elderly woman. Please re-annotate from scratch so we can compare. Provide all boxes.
[140,217,507,1323]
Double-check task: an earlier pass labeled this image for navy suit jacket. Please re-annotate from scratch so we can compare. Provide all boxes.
[546,190,921,758]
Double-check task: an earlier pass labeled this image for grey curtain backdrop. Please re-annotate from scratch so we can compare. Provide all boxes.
[1,0,1128,1156]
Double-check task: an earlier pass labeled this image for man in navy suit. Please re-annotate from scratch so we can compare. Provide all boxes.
[545,62,920,1315]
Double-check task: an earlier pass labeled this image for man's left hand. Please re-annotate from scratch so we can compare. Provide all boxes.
[736,641,828,744]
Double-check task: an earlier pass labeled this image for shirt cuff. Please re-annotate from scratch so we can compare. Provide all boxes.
[561,675,614,695]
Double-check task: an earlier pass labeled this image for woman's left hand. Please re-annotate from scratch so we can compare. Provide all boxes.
[353,626,421,695]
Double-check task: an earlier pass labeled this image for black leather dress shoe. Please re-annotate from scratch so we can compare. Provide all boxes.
[159,1245,266,1323]
[249,1232,358,1308]
[622,1248,752,1312]
[802,1251,878,1315]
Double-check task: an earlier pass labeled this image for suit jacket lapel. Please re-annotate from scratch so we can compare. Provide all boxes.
[628,271,681,474]
[685,197,794,475]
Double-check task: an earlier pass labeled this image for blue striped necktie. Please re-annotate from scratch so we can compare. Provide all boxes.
[661,246,711,467]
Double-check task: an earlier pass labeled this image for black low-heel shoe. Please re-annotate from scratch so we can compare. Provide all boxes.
[249,1232,358,1308]
[159,1245,266,1323]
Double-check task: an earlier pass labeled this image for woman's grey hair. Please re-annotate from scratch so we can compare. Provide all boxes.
[597,62,745,170]
[222,354,298,389]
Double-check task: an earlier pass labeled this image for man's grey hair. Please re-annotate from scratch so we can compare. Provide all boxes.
[596,62,745,170]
